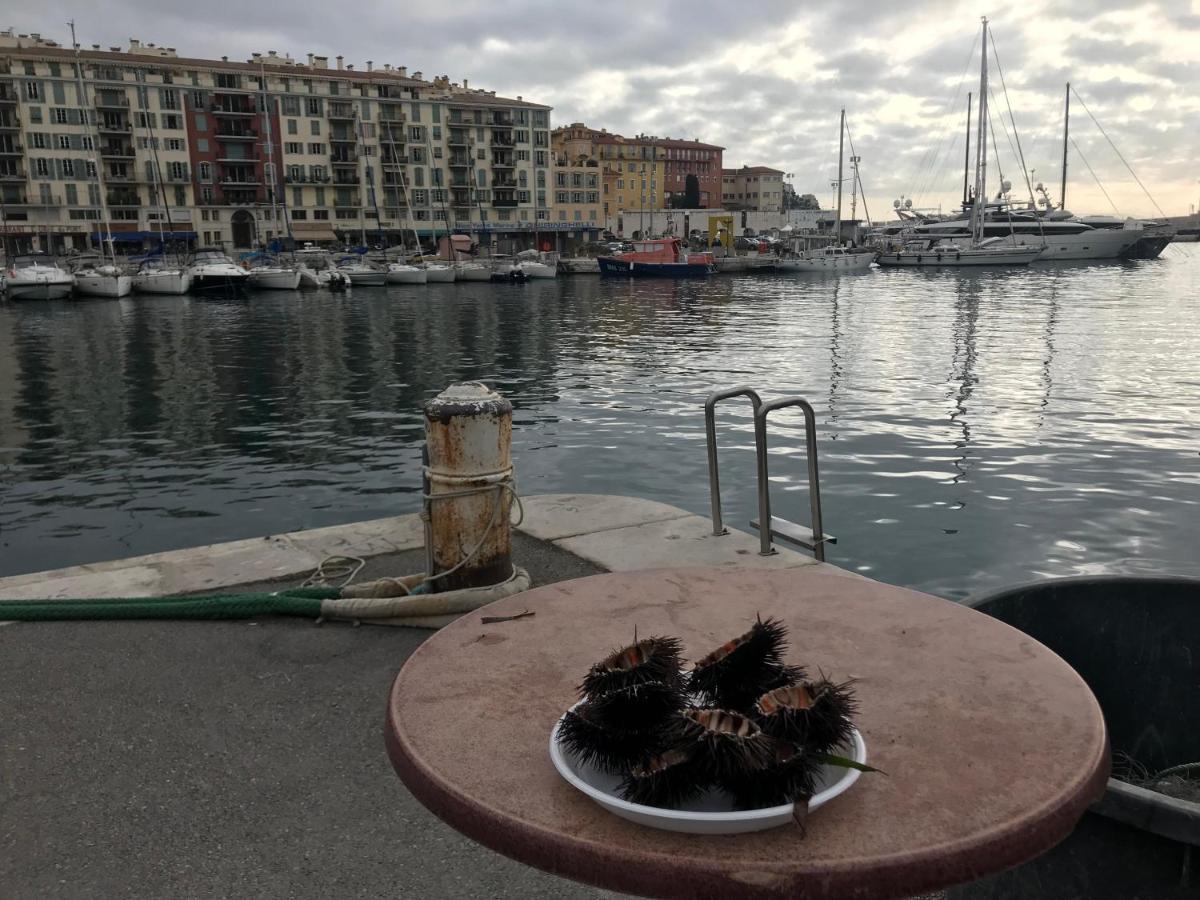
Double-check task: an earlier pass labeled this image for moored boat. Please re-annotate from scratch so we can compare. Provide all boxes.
[386,263,428,284]
[876,237,1042,267]
[5,253,75,300]
[779,246,875,273]
[455,260,492,282]
[248,260,302,290]
[133,258,191,295]
[337,258,387,286]
[68,254,133,298]
[597,237,714,278]
[188,247,251,294]
[422,262,456,283]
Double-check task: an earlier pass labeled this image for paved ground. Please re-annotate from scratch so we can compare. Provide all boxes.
[1,536,619,899]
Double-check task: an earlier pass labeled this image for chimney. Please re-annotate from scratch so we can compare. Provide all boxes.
[366,60,373,71]
[412,70,422,80]
[92,44,100,50]
[110,46,121,52]
[251,52,262,60]
[463,78,468,89]
[268,50,277,58]
[397,66,407,76]
[517,95,522,101]
[336,55,344,70]
[129,38,141,51]
[346,64,354,70]
[221,55,228,62]
[307,53,314,65]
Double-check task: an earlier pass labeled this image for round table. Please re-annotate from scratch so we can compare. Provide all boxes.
[384,567,1108,899]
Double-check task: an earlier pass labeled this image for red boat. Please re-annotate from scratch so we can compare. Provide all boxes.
[597,238,714,278]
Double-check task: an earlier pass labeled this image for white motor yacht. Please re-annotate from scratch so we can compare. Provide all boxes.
[70,253,132,298]
[297,264,322,290]
[778,246,875,273]
[188,247,251,294]
[906,205,1138,260]
[422,262,456,283]
[5,253,75,300]
[337,258,388,287]
[248,260,302,290]
[133,258,192,295]
[386,263,428,284]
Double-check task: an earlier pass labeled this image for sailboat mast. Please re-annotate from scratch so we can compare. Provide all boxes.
[1060,82,1070,210]
[834,108,845,244]
[259,64,281,250]
[962,92,972,207]
[138,77,170,247]
[970,18,990,245]
[69,21,114,262]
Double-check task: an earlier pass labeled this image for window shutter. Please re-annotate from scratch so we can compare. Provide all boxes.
[146,160,156,182]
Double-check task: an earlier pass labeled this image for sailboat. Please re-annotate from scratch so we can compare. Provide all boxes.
[132,80,191,294]
[779,109,875,274]
[69,22,132,298]
[876,19,1043,268]
[247,66,301,290]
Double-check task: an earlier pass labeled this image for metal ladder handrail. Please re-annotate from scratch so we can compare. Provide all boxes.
[704,386,762,536]
[705,387,835,561]
[753,397,830,561]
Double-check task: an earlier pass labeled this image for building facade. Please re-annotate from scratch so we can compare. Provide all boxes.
[722,165,785,213]
[552,123,722,235]
[0,29,555,254]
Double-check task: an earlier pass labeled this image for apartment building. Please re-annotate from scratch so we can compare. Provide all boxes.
[552,123,722,234]
[721,165,786,213]
[0,29,554,253]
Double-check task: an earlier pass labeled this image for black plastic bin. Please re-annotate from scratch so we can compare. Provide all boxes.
[947,575,1200,900]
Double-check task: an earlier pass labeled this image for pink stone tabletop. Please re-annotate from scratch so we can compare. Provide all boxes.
[384,567,1108,900]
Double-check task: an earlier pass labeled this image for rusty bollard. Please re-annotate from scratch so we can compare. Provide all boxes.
[423,383,514,591]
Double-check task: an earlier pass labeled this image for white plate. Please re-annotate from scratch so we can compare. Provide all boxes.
[549,712,867,834]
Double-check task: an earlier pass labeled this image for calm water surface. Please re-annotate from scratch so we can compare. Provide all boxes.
[2,247,1197,597]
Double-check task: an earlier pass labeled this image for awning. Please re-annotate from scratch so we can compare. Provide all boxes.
[90,230,197,243]
[291,222,338,242]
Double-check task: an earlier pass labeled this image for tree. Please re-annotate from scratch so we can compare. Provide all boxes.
[796,193,821,210]
[683,173,701,208]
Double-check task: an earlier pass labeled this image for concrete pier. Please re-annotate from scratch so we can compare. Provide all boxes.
[0,494,833,899]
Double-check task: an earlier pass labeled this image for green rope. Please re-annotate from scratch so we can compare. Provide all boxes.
[0,586,338,621]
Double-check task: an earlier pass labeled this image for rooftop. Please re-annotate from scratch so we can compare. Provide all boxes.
[724,165,785,176]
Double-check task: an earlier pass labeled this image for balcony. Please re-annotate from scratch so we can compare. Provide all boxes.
[378,112,406,126]
[451,191,471,207]
[492,196,518,208]
[332,175,359,186]
[448,131,469,148]
[491,114,513,128]
[100,144,135,159]
[448,155,471,168]
[0,169,26,181]
[217,154,259,164]
[106,193,141,207]
[490,135,514,147]
[0,87,18,104]
[215,128,257,140]
[0,116,19,131]
[219,186,263,205]
[95,93,130,109]
[0,142,23,156]
[327,104,355,120]
[1,191,30,205]
[492,177,517,189]
[219,175,261,186]
[381,155,409,167]
[210,100,256,116]
[330,155,358,166]
[97,119,131,134]
[106,171,137,182]
[491,157,515,169]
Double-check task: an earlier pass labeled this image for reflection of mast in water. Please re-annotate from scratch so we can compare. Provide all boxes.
[947,277,981,489]
[1036,273,1060,431]
[827,279,843,438]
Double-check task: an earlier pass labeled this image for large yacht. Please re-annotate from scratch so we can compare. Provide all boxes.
[5,253,75,300]
[187,247,251,294]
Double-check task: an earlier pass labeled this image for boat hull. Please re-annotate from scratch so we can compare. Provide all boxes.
[713,257,749,273]
[341,271,387,286]
[1124,235,1173,260]
[133,271,192,295]
[557,258,600,274]
[423,265,456,283]
[778,253,875,273]
[597,257,713,278]
[191,273,250,294]
[455,265,492,282]
[876,247,1042,266]
[519,262,557,279]
[386,267,428,284]
[249,270,302,290]
[74,274,133,298]
[6,279,74,300]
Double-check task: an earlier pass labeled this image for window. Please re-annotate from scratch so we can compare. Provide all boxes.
[306,97,322,115]
[518,190,529,203]
[202,186,214,202]
[285,142,302,154]
[199,161,212,182]
[313,209,329,220]
[315,187,326,205]
[535,151,547,167]
[574,210,582,221]
[167,138,184,151]
[138,112,156,129]
[516,149,529,161]
[196,138,208,152]
[160,89,179,110]
[192,89,204,107]
[409,126,423,142]
[210,209,221,222]
[282,96,300,116]
[28,106,42,123]
[476,149,486,160]
[287,119,298,135]
[58,134,71,149]
[54,108,69,124]
[292,209,307,219]
[24,81,39,100]
[174,186,187,206]
[201,209,210,221]
[287,165,304,181]
[86,160,97,178]
[23,62,36,76]
[31,133,46,149]
[310,119,321,136]
[82,135,93,151]
[35,158,50,176]
[61,159,74,176]
[163,114,180,129]
[215,73,240,89]
[194,112,207,131]
[292,187,303,207]
[412,189,428,205]
[308,143,325,155]
[515,130,528,144]
[558,209,566,221]
[168,161,186,180]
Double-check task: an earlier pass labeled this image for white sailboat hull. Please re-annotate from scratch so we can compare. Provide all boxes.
[778,253,874,273]
[518,261,557,279]
[340,269,387,286]
[876,246,1042,266]
[249,268,303,290]
[6,276,75,300]
[133,270,192,294]
[423,264,456,283]
[74,273,133,298]
[387,265,428,284]
[455,263,492,282]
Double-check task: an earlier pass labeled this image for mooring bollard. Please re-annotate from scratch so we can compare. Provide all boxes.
[423,382,514,592]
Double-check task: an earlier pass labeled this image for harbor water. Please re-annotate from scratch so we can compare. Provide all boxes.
[1,248,1197,598]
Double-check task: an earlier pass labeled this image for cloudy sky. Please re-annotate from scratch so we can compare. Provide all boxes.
[12,0,1199,218]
